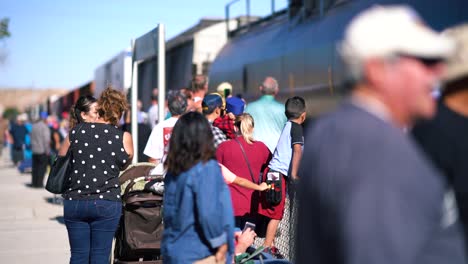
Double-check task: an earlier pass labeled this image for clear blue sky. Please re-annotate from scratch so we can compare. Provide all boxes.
[0,0,287,90]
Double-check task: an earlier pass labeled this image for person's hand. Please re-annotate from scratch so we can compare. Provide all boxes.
[235,229,256,254]
[227,112,235,120]
[258,182,269,191]
[215,243,228,263]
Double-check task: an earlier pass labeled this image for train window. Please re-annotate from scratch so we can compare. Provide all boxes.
[304,0,318,17]
[289,0,319,19]
[325,0,349,9]
[192,63,197,76]
[289,0,303,17]
[202,61,211,76]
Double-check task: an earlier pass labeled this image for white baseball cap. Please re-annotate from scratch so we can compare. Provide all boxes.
[442,24,468,82]
[340,5,455,63]
[216,82,233,96]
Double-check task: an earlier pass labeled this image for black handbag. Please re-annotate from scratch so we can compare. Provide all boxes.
[45,124,81,194]
[264,170,282,205]
[45,148,72,194]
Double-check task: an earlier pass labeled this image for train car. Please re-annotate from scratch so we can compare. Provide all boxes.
[51,81,94,118]
[134,18,243,110]
[94,49,132,97]
[208,0,468,115]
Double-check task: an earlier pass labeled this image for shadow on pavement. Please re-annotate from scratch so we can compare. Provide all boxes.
[51,216,65,225]
[0,164,17,169]
[45,196,64,206]
[25,183,43,189]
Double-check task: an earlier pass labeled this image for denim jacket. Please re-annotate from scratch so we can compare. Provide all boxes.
[162,159,234,263]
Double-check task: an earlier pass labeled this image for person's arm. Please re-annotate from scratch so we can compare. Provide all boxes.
[53,132,61,150]
[219,162,268,190]
[233,177,269,191]
[5,129,11,144]
[290,123,304,180]
[194,161,230,259]
[58,136,70,156]
[122,131,134,169]
[148,157,160,164]
[215,244,228,263]
[290,144,302,180]
[235,229,256,254]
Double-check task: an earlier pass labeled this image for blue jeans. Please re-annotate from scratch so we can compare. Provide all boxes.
[64,199,122,264]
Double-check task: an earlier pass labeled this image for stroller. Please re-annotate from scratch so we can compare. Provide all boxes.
[113,163,164,264]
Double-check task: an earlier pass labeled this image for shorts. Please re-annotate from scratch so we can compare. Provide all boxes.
[258,171,287,220]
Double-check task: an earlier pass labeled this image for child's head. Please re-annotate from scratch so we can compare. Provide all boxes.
[285,96,306,123]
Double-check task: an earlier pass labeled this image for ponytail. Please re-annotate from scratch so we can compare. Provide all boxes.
[235,113,255,144]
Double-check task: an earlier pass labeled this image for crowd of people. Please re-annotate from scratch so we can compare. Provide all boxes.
[1,109,69,187]
[2,4,468,264]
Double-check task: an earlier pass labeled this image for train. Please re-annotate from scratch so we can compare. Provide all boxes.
[43,0,468,119]
[208,0,468,116]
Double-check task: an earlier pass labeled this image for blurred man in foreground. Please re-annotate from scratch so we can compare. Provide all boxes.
[297,5,466,264]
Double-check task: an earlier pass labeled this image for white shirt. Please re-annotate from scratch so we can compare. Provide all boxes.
[143,117,178,161]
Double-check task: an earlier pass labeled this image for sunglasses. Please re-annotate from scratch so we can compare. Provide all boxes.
[397,54,444,67]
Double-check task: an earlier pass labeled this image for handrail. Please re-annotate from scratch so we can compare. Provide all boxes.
[225,0,246,37]
[225,0,280,38]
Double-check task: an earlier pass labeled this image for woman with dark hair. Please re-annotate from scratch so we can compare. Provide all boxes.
[58,87,134,264]
[162,111,234,263]
[68,95,98,128]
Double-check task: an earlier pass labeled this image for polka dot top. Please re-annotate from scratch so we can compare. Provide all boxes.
[62,123,129,201]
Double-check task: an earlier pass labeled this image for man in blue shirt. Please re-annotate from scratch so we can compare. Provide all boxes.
[245,77,286,153]
[9,115,28,166]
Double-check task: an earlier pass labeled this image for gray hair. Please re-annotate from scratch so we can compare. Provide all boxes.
[339,42,399,84]
[339,41,365,83]
[261,77,279,95]
[167,90,188,116]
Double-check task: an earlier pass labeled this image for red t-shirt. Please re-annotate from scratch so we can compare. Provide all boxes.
[216,136,271,217]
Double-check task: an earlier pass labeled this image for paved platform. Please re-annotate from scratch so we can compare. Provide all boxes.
[0,148,69,263]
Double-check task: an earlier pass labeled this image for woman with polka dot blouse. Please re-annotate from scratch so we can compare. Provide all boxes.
[58,88,134,264]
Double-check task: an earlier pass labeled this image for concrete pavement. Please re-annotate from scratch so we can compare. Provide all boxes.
[0,149,69,263]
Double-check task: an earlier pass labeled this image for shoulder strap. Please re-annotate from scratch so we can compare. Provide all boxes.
[234,138,257,184]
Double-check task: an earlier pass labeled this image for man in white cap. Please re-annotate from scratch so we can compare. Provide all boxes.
[412,23,468,254]
[297,5,466,264]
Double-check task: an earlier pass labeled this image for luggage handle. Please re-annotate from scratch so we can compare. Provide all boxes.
[126,194,163,204]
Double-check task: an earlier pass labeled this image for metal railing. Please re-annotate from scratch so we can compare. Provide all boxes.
[225,0,282,38]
